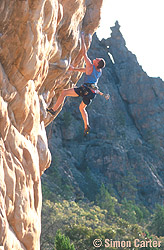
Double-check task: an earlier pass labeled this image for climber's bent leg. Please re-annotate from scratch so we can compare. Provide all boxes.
[52,88,79,111]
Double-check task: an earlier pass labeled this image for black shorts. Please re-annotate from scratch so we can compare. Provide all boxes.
[74,85,96,105]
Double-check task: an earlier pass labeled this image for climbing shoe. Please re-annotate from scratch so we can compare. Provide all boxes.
[84,125,91,136]
[46,108,56,116]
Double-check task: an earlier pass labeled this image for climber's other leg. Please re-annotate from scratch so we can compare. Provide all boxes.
[79,101,90,135]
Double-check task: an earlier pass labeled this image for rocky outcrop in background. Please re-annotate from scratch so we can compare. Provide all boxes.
[44,21,164,209]
[0,0,103,249]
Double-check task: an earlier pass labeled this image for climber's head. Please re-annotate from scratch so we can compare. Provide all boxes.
[93,58,106,69]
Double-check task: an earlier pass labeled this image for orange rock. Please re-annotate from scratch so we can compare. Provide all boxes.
[0,0,103,249]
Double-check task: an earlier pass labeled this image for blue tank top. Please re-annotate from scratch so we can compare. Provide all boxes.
[84,65,102,84]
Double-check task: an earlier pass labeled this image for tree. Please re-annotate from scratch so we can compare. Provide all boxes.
[96,184,116,216]
[54,230,75,250]
[151,204,164,237]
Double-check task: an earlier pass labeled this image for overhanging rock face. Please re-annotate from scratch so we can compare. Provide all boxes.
[0,0,103,249]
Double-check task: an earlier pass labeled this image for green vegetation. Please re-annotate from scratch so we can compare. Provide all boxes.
[150,204,164,237]
[54,230,75,250]
[96,184,116,216]
[41,155,164,250]
[41,186,164,250]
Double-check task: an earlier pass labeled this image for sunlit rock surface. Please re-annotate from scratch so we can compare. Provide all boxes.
[0,0,103,249]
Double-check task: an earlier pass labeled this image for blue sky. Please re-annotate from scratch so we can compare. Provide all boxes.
[96,0,164,80]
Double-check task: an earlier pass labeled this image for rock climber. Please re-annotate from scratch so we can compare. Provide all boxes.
[47,33,110,136]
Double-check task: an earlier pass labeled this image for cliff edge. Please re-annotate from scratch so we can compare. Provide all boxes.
[0,0,103,249]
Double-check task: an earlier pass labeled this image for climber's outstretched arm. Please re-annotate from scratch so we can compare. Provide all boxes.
[69,33,93,74]
[97,90,110,100]
[81,34,92,65]
[81,33,93,74]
